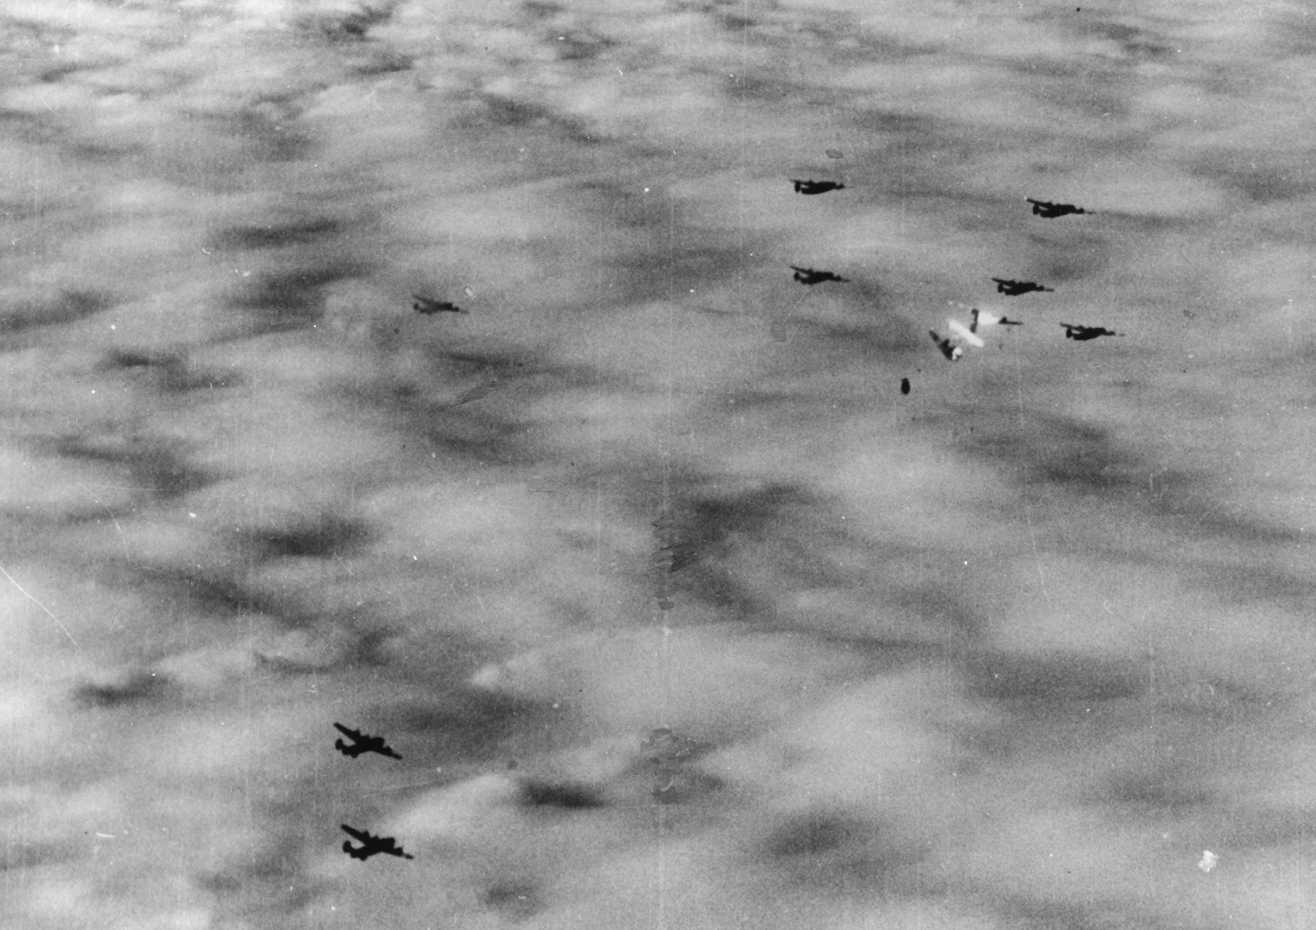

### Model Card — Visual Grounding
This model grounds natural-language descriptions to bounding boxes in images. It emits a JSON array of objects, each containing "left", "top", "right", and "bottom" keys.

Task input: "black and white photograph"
[{"left": 2, "top": 1, "right": 1314, "bottom": 928}]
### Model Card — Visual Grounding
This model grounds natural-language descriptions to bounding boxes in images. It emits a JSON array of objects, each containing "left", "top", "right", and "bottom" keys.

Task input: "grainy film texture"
[{"left": 2, "top": 2, "right": 1314, "bottom": 929}]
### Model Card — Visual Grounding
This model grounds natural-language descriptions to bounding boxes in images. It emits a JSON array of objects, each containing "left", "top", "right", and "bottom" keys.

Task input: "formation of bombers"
[
  {"left": 788, "top": 179, "right": 1119, "bottom": 371},
  {"left": 409, "top": 179, "right": 1119, "bottom": 388},
  {"left": 319, "top": 175, "right": 1124, "bottom": 870},
  {"left": 333, "top": 723, "right": 411, "bottom": 862}
]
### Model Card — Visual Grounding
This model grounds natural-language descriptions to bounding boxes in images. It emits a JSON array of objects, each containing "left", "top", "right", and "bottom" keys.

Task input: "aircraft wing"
[
  {"left": 341, "top": 824, "right": 373, "bottom": 842},
  {"left": 947, "top": 319, "right": 985, "bottom": 348},
  {"left": 333, "top": 723, "right": 361, "bottom": 740}
]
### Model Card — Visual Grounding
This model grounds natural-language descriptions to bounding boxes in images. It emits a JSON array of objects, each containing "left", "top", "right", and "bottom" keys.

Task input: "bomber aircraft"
[
  {"left": 341, "top": 825, "right": 414, "bottom": 861},
  {"left": 333, "top": 723, "right": 402, "bottom": 760},
  {"left": 1027, "top": 198, "right": 1090, "bottom": 218},
  {"left": 1060, "top": 323, "right": 1123, "bottom": 341},
  {"left": 791, "top": 179, "right": 845, "bottom": 195},
  {"left": 789, "top": 266, "right": 847, "bottom": 285},
  {"left": 991, "top": 277, "right": 1053, "bottom": 296}
]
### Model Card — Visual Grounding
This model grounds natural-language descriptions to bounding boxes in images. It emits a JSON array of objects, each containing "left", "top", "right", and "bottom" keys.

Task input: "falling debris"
[
  {"left": 900, "top": 377, "right": 910, "bottom": 395},
  {"left": 825, "top": 149, "right": 844, "bottom": 159},
  {"left": 790, "top": 266, "right": 847, "bottom": 285},
  {"left": 1060, "top": 322, "right": 1123, "bottom": 341},
  {"left": 1027, "top": 198, "right": 1090, "bottom": 218},
  {"left": 929, "top": 330, "right": 963, "bottom": 362},
  {"left": 970, "top": 308, "right": 1023, "bottom": 331},
  {"left": 413, "top": 295, "right": 462, "bottom": 314},
  {"left": 992, "top": 277, "right": 1053, "bottom": 296},
  {"left": 791, "top": 179, "right": 845, "bottom": 195}
]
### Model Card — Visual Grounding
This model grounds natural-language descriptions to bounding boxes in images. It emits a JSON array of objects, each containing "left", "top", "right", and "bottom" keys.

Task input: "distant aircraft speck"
[
  {"left": 334, "top": 723, "right": 402, "bottom": 760},
  {"left": 900, "top": 377, "right": 910, "bottom": 395},
  {"left": 991, "top": 278, "right": 1053, "bottom": 296},
  {"left": 1027, "top": 198, "right": 1090, "bottom": 218},
  {"left": 413, "top": 295, "right": 462, "bottom": 314},
  {"left": 341, "top": 825, "right": 413, "bottom": 861},
  {"left": 790, "top": 266, "right": 847, "bottom": 285},
  {"left": 1060, "top": 323, "right": 1123, "bottom": 341},
  {"left": 791, "top": 179, "right": 845, "bottom": 195}
]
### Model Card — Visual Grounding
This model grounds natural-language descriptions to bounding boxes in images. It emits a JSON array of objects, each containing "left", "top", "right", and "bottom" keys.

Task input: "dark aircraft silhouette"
[
  {"left": 928, "top": 330, "right": 963, "bottom": 362},
  {"left": 790, "top": 266, "right": 847, "bottom": 285},
  {"left": 341, "top": 825, "right": 413, "bottom": 861},
  {"left": 991, "top": 278, "right": 1053, "bottom": 296},
  {"left": 333, "top": 723, "right": 402, "bottom": 760},
  {"left": 1027, "top": 198, "right": 1089, "bottom": 218},
  {"left": 970, "top": 308, "right": 1023, "bottom": 332},
  {"left": 413, "top": 295, "right": 462, "bottom": 314},
  {"left": 1060, "top": 323, "right": 1123, "bottom": 341},
  {"left": 791, "top": 179, "right": 845, "bottom": 195}
]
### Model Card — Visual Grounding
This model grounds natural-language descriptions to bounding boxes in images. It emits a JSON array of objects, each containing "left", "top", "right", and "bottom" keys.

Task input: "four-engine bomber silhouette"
[
  {"left": 790, "top": 266, "right": 847, "bottom": 285},
  {"left": 333, "top": 723, "right": 402, "bottom": 760},
  {"left": 791, "top": 179, "right": 845, "bottom": 195},
  {"left": 1027, "top": 198, "right": 1090, "bottom": 218},
  {"left": 341, "top": 825, "right": 414, "bottom": 861},
  {"left": 1060, "top": 323, "right": 1123, "bottom": 341},
  {"left": 991, "top": 278, "right": 1053, "bottom": 296}
]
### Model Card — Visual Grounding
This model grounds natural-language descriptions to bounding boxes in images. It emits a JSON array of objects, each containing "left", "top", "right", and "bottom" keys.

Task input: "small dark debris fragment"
[
  {"left": 900, "top": 377, "right": 910, "bottom": 395},
  {"left": 825, "top": 149, "right": 844, "bottom": 159}
]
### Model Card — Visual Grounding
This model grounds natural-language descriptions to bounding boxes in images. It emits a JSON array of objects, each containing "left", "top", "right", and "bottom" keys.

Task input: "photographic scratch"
[
  {"left": 1012, "top": 350, "right": 1051, "bottom": 607},
  {"left": 0, "top": 562, "right": 77, "bottom": 646}
]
